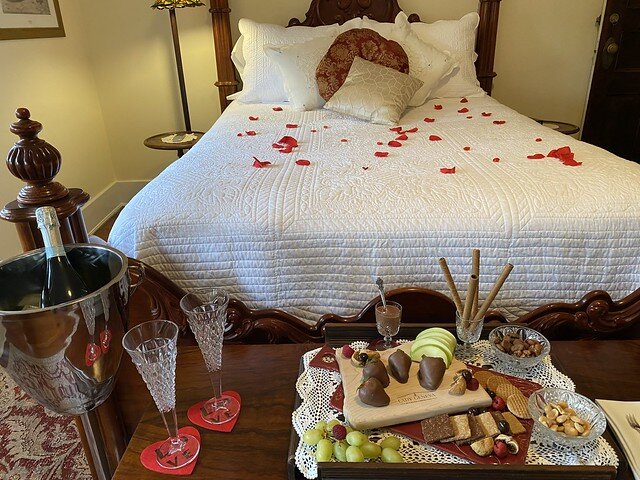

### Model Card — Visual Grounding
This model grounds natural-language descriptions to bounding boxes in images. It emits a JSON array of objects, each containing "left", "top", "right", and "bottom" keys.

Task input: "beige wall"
[
  {"left": 78, "top": 1, "right": 219, "bottom": 180},
  {"left": 0, "top": 0, "right": 116, "bottom": 259}
]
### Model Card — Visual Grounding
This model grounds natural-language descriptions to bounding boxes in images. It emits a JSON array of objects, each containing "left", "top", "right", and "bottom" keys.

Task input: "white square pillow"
[
  {"left": 409, "top": 12, "right": 485, "bottom": 98},
  {"left": 235, "top": 18, "right": 339, "bottom": 104},
  {"left": 324, "top": 56, "right": 424, "bottom": 125},
  {"left": 265, "top": 36, "right": 335, "bottom": 111}
]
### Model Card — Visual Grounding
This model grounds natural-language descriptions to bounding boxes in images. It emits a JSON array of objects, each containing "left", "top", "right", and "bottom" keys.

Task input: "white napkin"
[
  {"left": 161, "top": 133, "right": 198, "bottom": 144},
  {"left": 596, "top": 399, "right": 640, "bottom": 480}
]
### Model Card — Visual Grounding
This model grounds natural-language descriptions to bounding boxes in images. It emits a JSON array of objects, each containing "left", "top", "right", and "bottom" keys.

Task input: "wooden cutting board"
[{"left": 336, "top": 342, "right": 492, "bottom": 430}]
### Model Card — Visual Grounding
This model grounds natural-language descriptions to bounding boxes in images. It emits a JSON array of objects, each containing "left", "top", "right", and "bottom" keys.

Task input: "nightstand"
[
  {"left": 532, "top": 119, "right": 580, "bottom": 136},
  {"left": 143, "top": 131, "right": 205, "bottom": 158}
]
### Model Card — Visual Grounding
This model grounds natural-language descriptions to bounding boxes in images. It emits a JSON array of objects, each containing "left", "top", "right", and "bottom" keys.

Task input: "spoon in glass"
[{"left": 376, "top": 277, "right": 387, "bottom": 312}]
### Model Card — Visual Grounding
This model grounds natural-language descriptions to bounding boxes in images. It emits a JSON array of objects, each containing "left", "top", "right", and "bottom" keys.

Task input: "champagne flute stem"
[
  {"left": 384, "top": 334, "right": 392, "bottom": 349},
  {"left": 208, "top": 369, "right": 223, "bottom": 402},
  {"left": 159, "top": 407, "right": 181, "bottom": 440}
]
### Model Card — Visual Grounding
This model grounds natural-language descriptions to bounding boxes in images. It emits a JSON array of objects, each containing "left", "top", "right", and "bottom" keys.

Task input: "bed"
[{"left": 109, "top": 0, "right": 640, "bottom": 323}]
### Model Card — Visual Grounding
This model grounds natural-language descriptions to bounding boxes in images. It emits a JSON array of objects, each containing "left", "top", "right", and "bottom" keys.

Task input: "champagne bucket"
[{"left": 0, "top": 244, "right": 143, "bottom": 416}]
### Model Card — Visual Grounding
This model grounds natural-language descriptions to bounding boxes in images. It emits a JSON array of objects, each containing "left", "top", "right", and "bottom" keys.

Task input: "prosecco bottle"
[{"left": 36, "top": 206, "right": 89, "bottom": 307}]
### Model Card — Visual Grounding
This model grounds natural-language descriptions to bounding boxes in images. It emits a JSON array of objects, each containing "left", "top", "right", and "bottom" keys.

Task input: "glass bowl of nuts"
[
  {"left": 528, "top": 388, "right": 607, "bottom": 448},
  {"left": 488, "top": 325, "right": 550, "bottom": 369}
]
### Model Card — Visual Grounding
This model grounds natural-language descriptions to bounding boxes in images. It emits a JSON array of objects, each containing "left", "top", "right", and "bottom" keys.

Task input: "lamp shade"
[{"left": 151, "top": 0, "right": 204, "bottom": 9}]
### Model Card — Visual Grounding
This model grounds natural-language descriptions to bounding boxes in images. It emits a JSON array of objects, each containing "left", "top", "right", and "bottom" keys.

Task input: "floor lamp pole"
[{"left": 168, "top": 8, "right": 192, "bottom": 132}]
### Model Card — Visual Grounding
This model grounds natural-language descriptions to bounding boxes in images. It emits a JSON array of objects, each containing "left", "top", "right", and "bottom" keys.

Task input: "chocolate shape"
[
  {"left": 358, "top": 377, "right": 390, "bottom": 407},
  {"left": 388, "top": 349, "right": 412, "bottom": 383},
  {"left": 362, "top": 360, "right": 390, "bottom": 387},
  {"left": 418, "top": 356, "right": 446, "bottom": 391}
]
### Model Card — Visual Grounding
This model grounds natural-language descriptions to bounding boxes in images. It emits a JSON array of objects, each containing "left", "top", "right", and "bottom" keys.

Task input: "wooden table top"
[{"left": 113, "top": 340, "right": 640, "bottom": 480}]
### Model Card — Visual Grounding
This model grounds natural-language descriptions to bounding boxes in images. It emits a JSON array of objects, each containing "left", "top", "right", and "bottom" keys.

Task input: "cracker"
[
  {"left": 476, "top": 411, "right": 500, "bottom": 437},
  {"left": 503, "top": 412, "right": 527, "bottom": 435},
  {"left": 487, "top": 375, "right": 511, "bottom": 392},
  {"left": 473, "top": 370, "right": 494, "bottom": 388},
  {"left": 440, "top": 414, "right": 471, "bottom": 443},
  {"left": 456, "top": 414, "right": 484, "bottom": 446},
  {"left": 507, "top": 392, "right": 531, "bottom": 419},
  {"left": 496, "top": 382, "right": 522, "bottom": 400},
  {"left": 421, "top": 414, "right": 454, "bottom": 444}
]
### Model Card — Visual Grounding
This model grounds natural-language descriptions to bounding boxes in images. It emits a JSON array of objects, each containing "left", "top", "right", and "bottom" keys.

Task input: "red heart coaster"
[
  {"left": 187, "top": 391, "right": 241, "bottom": 432},
  {"left": 140, "top": 426, "right": 201, "bottom": 476}
]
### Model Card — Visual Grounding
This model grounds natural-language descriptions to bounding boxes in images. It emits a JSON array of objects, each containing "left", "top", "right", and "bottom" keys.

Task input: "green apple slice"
[
  {"left": 416, "top": 331, "right": 457, "bottom": 353},
  {"left": 411, "top": 338, "right": 452, "bottom": 367},
  {"left": 410, "top": 344, "right": 450, "bottom": 366},
  {"left": 415, "top": 328, "right": 457, "bottom": 351}
]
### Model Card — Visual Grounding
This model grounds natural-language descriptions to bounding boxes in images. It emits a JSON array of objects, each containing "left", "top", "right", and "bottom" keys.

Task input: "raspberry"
[
  {"left": 332, "top": 424, "right": 347, "bottom": 440},
  {"left": 342, "top": 345, "right": 355, "bottom": 359},
  {"left": 467, "top": 378, "right": 479, "bottom": 391}
]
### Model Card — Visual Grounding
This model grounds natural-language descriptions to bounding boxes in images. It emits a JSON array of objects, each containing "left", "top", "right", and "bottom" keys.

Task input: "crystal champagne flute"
[
  {"left": 122, "top": 320, "right": 199, "bottom": 469},
  {"left": 180, "top": 288, "right": 240, "bottom": 424}
]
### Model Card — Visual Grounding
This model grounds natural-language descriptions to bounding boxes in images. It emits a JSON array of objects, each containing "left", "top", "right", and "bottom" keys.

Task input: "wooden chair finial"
[{"left": 6, "top": 107, "right": 68, "bottom": 206}]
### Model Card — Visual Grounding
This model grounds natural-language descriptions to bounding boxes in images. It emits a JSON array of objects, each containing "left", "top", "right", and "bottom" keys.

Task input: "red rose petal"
[
  {"left": 463, "top": 146, "right": 471, "bottom": 151},
  {"left": 246, "top": 131, "right": 257, "bottom": 136},
  {"left": 341, "top": 138, "right": 348, "bottom": 142},
  {"left": 561, "top": 157, "right": 582, "bottom": 167},
  {"left": 461, "top": 98, "right": 468, "bottom": 103},
  {"left": 404, "top": 127, "right": 418, "bottom": 133},
  {"left": 429, "top": 135, "right": 442, "bottom": 141},
  {"left": 277, "top": 136, "right": 298, "bottom": 147},
  {"left": 424, "top": 117, "right": 435, "bottom": 123},
  {"left": 390, "top": 126, "right": 403, "bottom": 133},
  {"left": 286, "top": 123, "right": 298, "bottom": 129},
  {"left": 295, "top": 159, "right": 311, "bottom": 166},
  {"left": 493, "top": 120, "right": 506, "bottom": 125},
  {"left": 458, "top": 107, "right": 469, "bottom": 114},
  {"left": 374, "top": 151, "right": 389, "bottom": 158},
  {"left": 311, "top": 129, "right": 317, "bottom": 133},
  {"left": 252, "top": 157, "right": 271, "bottom": 168},
  {"left": 434, "top": 105, "right": 443, "bottom": 110},
  {"left": 272, "top": 107, "right": 283, "bottom": 111},
  {"left": 377, "top": 141, "right": 384, "bottom": 146},
  {"left": 249, "top": 116, "right": 259, "bottom": 121},
  {"left": 527, "top": 153, "right": 545, "bottom": 159},
  {"left": 535, "top": 137, "right": 543, "bottom": 142},
  {"left": 237, "top": 133, "right": 243, "bottom": 137},
  {"left": 482, "top": 112, "right": 492, "bottom": 117},
  {"left": 440, "top": 167, "right": 456, "bottom": 174},
  {"left": 396, "top": 134, "right": 408, "bottom": 141},
  {"left": 278, "top": 145, "right": 294, "bottom": 154},
  {"left": 493, "top": 157, "right": 500, "bottom": 163},
  {"left": 362, "top": 166, "right": 369, "bottom": 170},
  {"left": 388, "top": 140, "right": 402, "bottom": 148},
  {"left": 466, "top": 116, "right": 473, "bottom": 119},
  {"left": 548, "top": 146, "right": 572, "bottom": 158},
  {"left": 323, "top": 125, "right": 330, "bottom": 129}
]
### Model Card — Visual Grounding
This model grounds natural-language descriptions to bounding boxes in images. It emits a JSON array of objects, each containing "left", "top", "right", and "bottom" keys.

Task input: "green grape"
[
  {"left": 326, "top": 419, "right": 340, "bottom": 433},
  {"left": 380, "top": 436, "right": 401, "bottom": 451},
  {"left": 346, "top": 445, "right": 365, "bottom": 462},
  {"left": 315, "top": 421, "right": 327, "bottom": 432},
  {"left": 303, "top": 429, "right": 324, "bottom": 446},
  {"left": 381, "top": 447, "right": 404, "bottom": 463},
  {"left": 346, "top": 431, "right": 367, "bottom": 447},
  {"left": 333, "top": 440, "right": 348, "bottom": 462},
  {"left": 360, "top": 441, "right": 382, "bottom": 459},
  {"left": 316, "top": 439, "right": 333, "bottom": 462}
]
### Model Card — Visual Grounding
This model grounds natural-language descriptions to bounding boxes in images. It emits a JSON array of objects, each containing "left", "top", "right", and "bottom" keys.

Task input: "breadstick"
[
  {"left": 438, "top": 258, "right": 464, "bottom": 314},
  {"left": 471, "top": 249, "right": 480, "bottom": 319},
  {"left": 473, "top": 263, "right": 514, "bottom": 322},
  {"left": 462, "top": 274, "right": 478, "bottom": 328}
]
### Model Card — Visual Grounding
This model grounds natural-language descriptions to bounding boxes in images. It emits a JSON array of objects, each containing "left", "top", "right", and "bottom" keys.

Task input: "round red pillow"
[{"left": 316, "top": 28, "right": 410, "bottom": 102}]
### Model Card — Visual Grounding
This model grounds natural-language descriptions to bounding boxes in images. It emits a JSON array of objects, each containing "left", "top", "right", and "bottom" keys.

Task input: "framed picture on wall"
[{"left": 0, "top": 0, "right": 64, "bottom": 40}]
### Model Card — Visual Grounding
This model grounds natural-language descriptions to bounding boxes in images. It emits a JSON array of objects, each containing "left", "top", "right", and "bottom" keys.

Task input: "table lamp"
[{"left": 151, "top": 0, "right": 205, "bottom": 132}]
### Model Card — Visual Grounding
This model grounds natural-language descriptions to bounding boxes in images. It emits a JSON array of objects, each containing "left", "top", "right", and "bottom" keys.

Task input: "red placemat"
[
  {"left": 140, "top": 426, "right": 201, "bottom": 475},
  {"left": 187, "top": 390, "right": 241, "bottom": 432},
  {"left": 309, "top": 345, "right": 340, "bottom": 372}
]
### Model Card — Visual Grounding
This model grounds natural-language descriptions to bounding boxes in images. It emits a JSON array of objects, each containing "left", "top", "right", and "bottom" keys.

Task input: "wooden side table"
[
  {"left": 532, "top": 119, "right": 580, "bottom": 136},
  {"left": 143, "top": 131, "right": 205, "bottom": 158}
]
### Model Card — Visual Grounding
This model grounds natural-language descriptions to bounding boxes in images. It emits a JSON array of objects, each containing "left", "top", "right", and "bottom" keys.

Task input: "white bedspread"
[{"left": 109, "top": 96, "right": 640, "bottom": 322}]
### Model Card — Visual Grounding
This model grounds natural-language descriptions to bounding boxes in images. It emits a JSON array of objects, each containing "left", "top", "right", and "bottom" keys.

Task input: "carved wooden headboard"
[{"left": 209, "top": 0, "right": 502, "bottom": 112}]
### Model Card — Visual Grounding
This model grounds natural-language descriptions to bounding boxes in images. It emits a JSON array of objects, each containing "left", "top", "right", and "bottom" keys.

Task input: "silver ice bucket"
[{"left": 0, "top": 244, "right": 142, "bottom": 415}]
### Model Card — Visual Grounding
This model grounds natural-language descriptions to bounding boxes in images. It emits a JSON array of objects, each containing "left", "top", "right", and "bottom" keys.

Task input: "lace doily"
[{"left": 292, "top": 341, "right": 618, "bottom": 479}]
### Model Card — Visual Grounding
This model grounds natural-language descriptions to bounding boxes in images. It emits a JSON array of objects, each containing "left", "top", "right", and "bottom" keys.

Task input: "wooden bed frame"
[{"left": 208, "top": 0, "right": 503, "bottom": 112}]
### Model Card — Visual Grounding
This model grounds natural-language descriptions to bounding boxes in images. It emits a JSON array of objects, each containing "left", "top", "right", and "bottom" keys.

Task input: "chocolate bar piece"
[{"left": 421, "top": 414, "right": 454, "bottom": 444}]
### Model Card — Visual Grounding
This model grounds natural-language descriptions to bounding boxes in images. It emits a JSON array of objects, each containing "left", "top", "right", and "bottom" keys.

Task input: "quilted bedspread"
[{"left": 109, "top": 96, "right": 640, "bottom": 322}]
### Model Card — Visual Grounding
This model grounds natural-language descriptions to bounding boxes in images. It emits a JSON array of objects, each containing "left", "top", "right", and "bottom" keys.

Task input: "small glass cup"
[
  {"left": 374, "top": 301, "right": 402, "bottom": 350},
  {"left": 180, "top": 288, "right": 240, "bottom": 425},
  {"left": 122, "top": 320, "right": 199, "bottom": 470},
  {"left": 455, "top": 311, "right": 484, "bottom": 352}
]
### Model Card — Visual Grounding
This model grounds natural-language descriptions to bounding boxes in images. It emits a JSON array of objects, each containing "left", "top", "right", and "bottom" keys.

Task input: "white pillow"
[
  {"left": 265, "top": 36, "right": 334, "bottom": 111},
  {"left": 235, "top": 18, "right": 339, "bottom": 104},
  {"left": 410, "top": 12, "right": 485, "bottom": 98}
]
